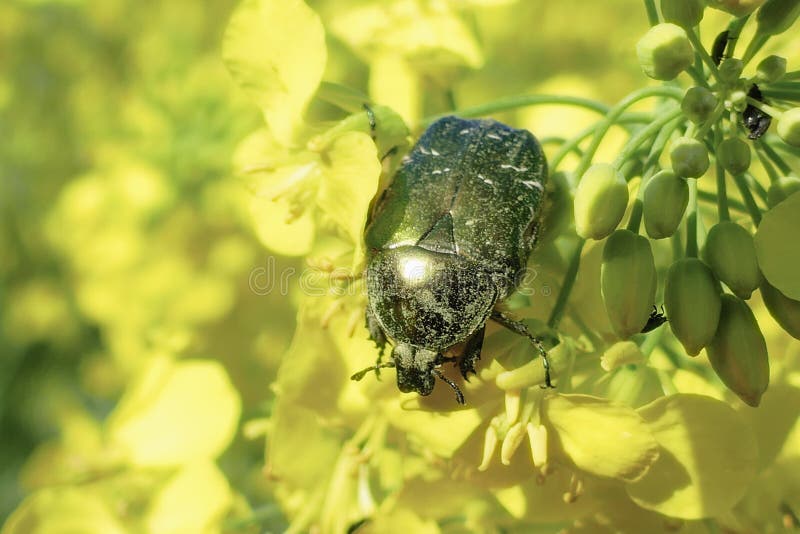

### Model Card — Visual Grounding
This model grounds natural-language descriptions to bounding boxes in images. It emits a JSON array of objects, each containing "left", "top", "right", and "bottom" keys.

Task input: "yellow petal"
[
  {"left": 542, "top": 394, "right": 660, "bottom": 482},
  {"left": 223, "top": 0, "right": 326, "bottom": 144},
  {"left": 146, "top": 462, "right": 233, "bottom": 534},
  {"left": 627, "top": 394, "right": 758, "bottom": 519},
  {"left": 108, "top": 358, "right": 241, "bottom": 466}
]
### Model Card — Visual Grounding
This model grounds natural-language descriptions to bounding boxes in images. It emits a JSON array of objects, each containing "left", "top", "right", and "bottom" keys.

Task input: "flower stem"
[
  {"left": 686, "top": 178, "right": 698, "bottom": 258},
  {"left": 419, "top": 94, "right": 610, "bottom": 127},
  {"left": 731, "top": 172, "right": 763, "bottom": 226},
  {"left": 643, "top": 0, "right": 659, "bottom": 26},
  {"left": 547, "top": 238, "right": 586, "bottom": 330},
  {"left": 612, "top": 107, "right": 683, "bottom": 169},
  {"left": 685, "top": 27, "right": 722, "bottom": 83},
  {"left": 575, "top": 86, "right": 684, "bottom": 179},
  {"left": 714, "top": 125, "right": 730, "bottom": 221},
  {"left": 759, "top": 140, "right": 793, "bottom": 175}
]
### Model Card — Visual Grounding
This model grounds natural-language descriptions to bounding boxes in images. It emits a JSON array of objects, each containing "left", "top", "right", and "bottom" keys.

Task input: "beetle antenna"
[
  {"left": 350, "top": 362, "right": 395, "bottom": 381},
  {"left": 432, "top": 369, "right": 465, "bottom": 405}
]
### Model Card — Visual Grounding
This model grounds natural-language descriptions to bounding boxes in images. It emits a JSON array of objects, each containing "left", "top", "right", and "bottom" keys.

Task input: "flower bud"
[
  {"left": 706, "top": 0, "right": 767, "bottom": 16},
  {"left": 661, "top": 0, "right": 705, "bottom": 27},
  {"left": 766, "top": 175, "right": 800, "bottom": 207},
  {"left": 643, "top": 169, "right": 689, "bottom": 239},
  {"left": 756, "top": 55, "right": 787, "bottom": 83},
  {"left": 636, "top": 23, "right": 694, "bottom": 81},
  {"left": 574, "top": 163, "right": 629, "bottom": 240},
  {"left": 716, "top": 137, "right": 751, "bottom": 175},
  {"left": 670, "top": 137, "right": 710, "bottom": 178},
  {"left": 777, "top": 107, "right": 800, "bottom": 147},
  {"left": 601, "top": 230, "right": 657, "bottom": 338},
  {"left": 760, "top": 280, "right": 800, "bottom": 339},
  {"left": 706, "top": 294, "right": 769, "bottom": 407},
  {"left": 729, "top": 88, "right": 749, "bottom": 113},
  {"left": 755, "top": 0, "right": 800, "bottom": 36},
  {"left": 682, "top": 87, "right": 718, "bottom": 124},
  {"left": 664, "top": 258, "right": 721, "bottom": 355},
  {"left": 718, "top": 58, "right": 744, "bottom": 84},
  {"left": 703, "top": 222, "right": 761, "bottom": 299}
]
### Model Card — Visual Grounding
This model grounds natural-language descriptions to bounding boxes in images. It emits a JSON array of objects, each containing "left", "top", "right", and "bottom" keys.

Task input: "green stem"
[
  {"left": 744, "top": 172, "right": 769, "bottom": 204},
  {"left": 671, "top": 230, "right": 683, "bottom": 263},
  {"left": 697, "top": 189, "right": 748, "bottom": 214},
  {"left": 550, "top": 113, "right": 652, "bottom": 171},
  {"left": 547, "top": 238, "right": 586, "bottom": 330},
  {"left": 785, "top": 70, "right": 800, "bottom": 81},
  {"left": 612, "top": 107, "right": 684, "bottom": 169},
  {"left": 419, "top": 94, "right": 611, "bottom": 127},
  {"left": 695, "top": 101, "right": 725, "bottom": 140},
  {"left": 686, "top": 179, "right": 698, "bottom": 258},
  {"left": 575, "top": 86, "right": 684, "bottom": 178},
  {"left": 714, "top": 126, "right": 730, "bottom": 221},
  {"left": 732, "top": 172, "right": 763, "bottom": 225},
  {"left": 643, "top": 0, "right": 659, "bottom": 26},
  {"left": 759, "top": 140, "right": 793, "bottom": 175},
  {"left": 685, "top": 27, "right": 722, "bottom": 83},
  {"left": 746, "top": 97, "right": 785, "bottom": 118},
  {"left": 759, "top": 88, "right": 800, "bottom": 101},
  {"left": 724, "top": 15, "right": 750, "bottom": 58},
  {"left": 755, "top": 146, "right": 781, "bottom": 183}
]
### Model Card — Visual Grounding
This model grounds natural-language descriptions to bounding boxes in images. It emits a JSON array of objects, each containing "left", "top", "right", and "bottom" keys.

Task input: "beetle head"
[{"left": 392, "top": 343, "right": 437, "bottom": 396}]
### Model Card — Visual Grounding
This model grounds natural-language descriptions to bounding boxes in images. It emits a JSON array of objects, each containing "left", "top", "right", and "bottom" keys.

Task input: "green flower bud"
[
  {"left": 760, "top": 280, "right": 800, "bottom": 340},
  {"left": 665, "top": 258, "right": 722, "bottom": 356},
  {"left": 756, "top": 55, "right": 787, "bottom": 83},
  {"left": 636, "top": 23, "right": 694, "bottom": 81},
  {"left": 777, "top": 107, "right": 800, "bottom": 147},
  {"left": 706, "top": 294, "right": 769, "bottom": 407},
  {"left": 716, "top": 137, "right": 751, "bottom": 175},
  {"left": 756, "top": 0, "right": 800, "bottom": 36},
  {"left": 643, "top": 169, "right": 689, "bottom": 239},
  {"left": 728, "top": 89, "right": 749, "bottom": 112},
  {"left": 682, "top": 87, "right": 718, "bottom": 124},
  {"left": 766, "top": 175, "right": 800, "bottom": 207},
  {"left": 574, "top": 163, "right": 629, "bottom": 240},
  {"left": 718, "top": 58, "right": 744, "bottom": 84},
  {"left": 661, "top": 0, "right": 705, "bottom": 27},
  {"left": 670, "top": 136, "right": 710, "bottom": 178},
  {"left": 601, "top": 230, "right": 657, "bottom": 338},
  {"left": 706, "top": 0, "right": 767, "bottom": 16},
  {"left": 703, "top": 221, "right": 761, "bottom": 299}
]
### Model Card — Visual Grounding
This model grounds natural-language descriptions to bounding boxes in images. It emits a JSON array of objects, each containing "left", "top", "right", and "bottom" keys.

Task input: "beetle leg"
[
  {"left": 490, "top": 311, "right": 554, "bottom": 388},
  {"left": 365, "top": 306, "right": 387, "bottom": 373},
  {"left": 458, "top": 326, "right": 486, "bottom": 380}
]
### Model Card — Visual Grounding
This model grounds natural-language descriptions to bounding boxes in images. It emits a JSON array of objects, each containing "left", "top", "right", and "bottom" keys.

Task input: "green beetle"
[{"left": 352, "top": 116, "right": 550, "bottom": 404}]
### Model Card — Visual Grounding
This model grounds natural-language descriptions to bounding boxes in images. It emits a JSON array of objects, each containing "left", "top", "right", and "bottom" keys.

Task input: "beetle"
[
  {"left": 350, "top": 116, "right": 551, "bottom": 404},
  {"left": 742, "top": 84, "right": 771, "bottom": 140},
  {"left": 640, "top": 305, "right": 668, "bottom": 333}
]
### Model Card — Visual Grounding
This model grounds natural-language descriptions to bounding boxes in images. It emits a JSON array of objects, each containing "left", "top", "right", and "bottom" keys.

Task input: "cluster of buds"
[{"left": 571, "top": 0, "right": 800, "bottom": 406}]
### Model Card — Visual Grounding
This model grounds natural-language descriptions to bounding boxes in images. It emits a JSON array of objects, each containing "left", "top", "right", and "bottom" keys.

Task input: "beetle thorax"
[{"left": 366, "top": 246, "right": 497, "bottom": 350}]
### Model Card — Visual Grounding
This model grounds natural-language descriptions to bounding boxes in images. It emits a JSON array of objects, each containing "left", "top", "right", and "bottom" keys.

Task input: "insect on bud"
[
  {"left": 703, "top": 222, "right": 761, "bottom": 300},
  {"left": 661, "top": 0, "right": 705, "bottom": 27},
  {"left": 636, "top": 23, "right": 694, "bottom": 81},
  {"left": 777, "top": 108, "right": 800, "bottom": 147},
  {"left": 682, "top": 87, "right": 718, "bottom": 124},
  {"left": 601, "top": 230, "right": 657, "bottom": 338},
  {"left": 755, "top": 0, "right": 800, "bottom": 37},
  {"left": 574, "top": 163, "right": 629, "bottom": 240},
  {"left": 718, "top": 58, "right": 744, "bottom": 84},
  {"left": 767, "top": 175, "right": 800, "bottom": 207},
  {"left": 716, "top": 137, "right": 751, "bottom": 175},
  {"left": 643, "top": 169, "right": 689, "bottom": 239},
  {"left": 756, "top": 55, "right": 787, "bottom": 83},
  {"left": 670, "top": 136, "right": 710, "bottom": 178}
]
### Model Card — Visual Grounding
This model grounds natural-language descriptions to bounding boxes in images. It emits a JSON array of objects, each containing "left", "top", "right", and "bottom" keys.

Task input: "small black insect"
[
  {"left": 641, "top": 305, "right": 668, "bottom": 333},
  {"left": 351, "top": 116, "right": 551, "bottom": 404},
  {"left": 711, "top": 30, "right": 730, "bottom": 66},
  {"left": 742, "top": 84, "right": 772, "bottom": 140}
]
